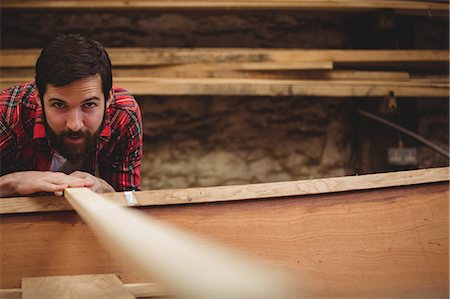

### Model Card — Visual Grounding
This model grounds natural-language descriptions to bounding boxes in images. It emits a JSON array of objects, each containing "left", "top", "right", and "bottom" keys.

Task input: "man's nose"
[{"left": 66, "top": 110, "right": 84, "bottom": 132}]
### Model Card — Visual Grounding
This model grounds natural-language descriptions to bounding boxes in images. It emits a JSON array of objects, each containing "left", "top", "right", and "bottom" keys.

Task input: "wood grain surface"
[
  {"left": 22, "top": 274, "right": 134, "bottom": 299},
  {"left": 2, "top": 49, "right": 448, "bottom": 68},
  {"left": 1, "top": 0, "right": 448, "bottom": 16},
  {"left": 2, "top": 77, "right": 447, "bottom": 97},
  {"left": 1, "top": 167, "right": 448, "bottom": 214},
  {"left": 1, "top": 181, "right": 448, "bottom": 298},
  {"left": 64, "top": 188, "right": 299, "bottom": 299}
]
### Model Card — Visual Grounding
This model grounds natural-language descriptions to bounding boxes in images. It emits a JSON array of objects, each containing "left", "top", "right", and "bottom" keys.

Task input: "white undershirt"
[{"left": 50, "top": 152, "right": 67, "bottom": 172}]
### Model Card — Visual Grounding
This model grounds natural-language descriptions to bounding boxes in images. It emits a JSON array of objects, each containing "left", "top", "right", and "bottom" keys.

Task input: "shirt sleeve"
[
  {"left": 99, "top": 102, "right": 143, "bottom": 191},
  {"left": 0, "top": 86, "right": 20, "bottom": 175}
]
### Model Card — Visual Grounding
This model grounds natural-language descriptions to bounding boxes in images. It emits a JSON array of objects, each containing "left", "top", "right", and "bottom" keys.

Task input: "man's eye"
[
  {"left": 52, "top": 102, "right": 66, "bottom": 109},
  {"left": 83, "top": 102, "right": 97, "bottom": 109}
]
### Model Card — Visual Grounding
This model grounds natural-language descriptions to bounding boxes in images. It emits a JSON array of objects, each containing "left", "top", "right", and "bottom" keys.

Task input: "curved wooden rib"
[{"left": 1, "top": 167, "right": 448, "bottom": 214}]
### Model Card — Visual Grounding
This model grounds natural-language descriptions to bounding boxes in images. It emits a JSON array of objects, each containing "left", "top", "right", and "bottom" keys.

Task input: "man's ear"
[{"left": 106, "top": 89, "right": 113, "bottom": 108}]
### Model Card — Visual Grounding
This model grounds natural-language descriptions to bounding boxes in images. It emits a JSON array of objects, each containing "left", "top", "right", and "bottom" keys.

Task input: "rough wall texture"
[
  {"left": 138, "top": 96, "right": 355, "bottom": 189},
  {"left": 1, "top": 10, "right": 448, "bottom": 190},
  {"left": 2, "top": 11, "right": 352, "bottom": 48}
]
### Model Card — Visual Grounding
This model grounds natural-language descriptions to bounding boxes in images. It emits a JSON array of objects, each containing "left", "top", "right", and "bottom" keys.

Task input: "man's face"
[{"left": 42, "top": 75, "right": 111, "bottom": 162}]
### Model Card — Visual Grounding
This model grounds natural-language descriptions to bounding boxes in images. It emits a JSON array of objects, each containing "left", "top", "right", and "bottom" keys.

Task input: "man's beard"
[{"left": 44, "top": 123, "right": 102, "bottom": 164}]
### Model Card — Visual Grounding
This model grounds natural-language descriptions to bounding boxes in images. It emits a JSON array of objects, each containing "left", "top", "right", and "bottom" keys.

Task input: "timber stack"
[{"left": 0, "top": 0, "right": 449, "bottom": 98}]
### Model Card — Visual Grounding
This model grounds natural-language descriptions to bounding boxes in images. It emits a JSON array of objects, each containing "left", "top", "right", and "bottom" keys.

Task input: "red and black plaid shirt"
[{"left": 0, "top": 81, "right": 142, "bottom": 191}]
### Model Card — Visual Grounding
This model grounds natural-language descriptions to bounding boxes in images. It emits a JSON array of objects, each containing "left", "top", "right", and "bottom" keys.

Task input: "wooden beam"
[
  {"left": 1, "top": 49, "right": 448, "bottom": 68},
  {"left": 1, "top": 167, "right": 448, "bottom": 215},
  {"left": 0, "top": 0, "right": 448, "bottom": 16},
  {"left": 1, "top": 181, "right": 448, "bottom": 297},
  {"left": 63, "top": 187, "right": 300, "bottom": 299}
]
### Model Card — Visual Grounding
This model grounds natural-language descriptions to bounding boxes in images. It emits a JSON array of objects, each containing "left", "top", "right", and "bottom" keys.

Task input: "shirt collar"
[{"left": 32, "top": 102, "right": 46, "bottom": 140}]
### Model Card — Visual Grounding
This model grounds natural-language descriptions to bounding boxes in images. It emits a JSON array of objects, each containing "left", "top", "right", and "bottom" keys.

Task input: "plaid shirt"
[{"left": 0, "top": 81, "right": 142, "bottom": 191}]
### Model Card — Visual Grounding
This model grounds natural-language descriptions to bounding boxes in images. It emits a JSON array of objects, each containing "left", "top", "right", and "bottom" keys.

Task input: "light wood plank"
[
  {"left": 1, "top": 77, "right": 448, "bottom": 97},
  {"left": 124, "top": 283, "right": 170, "bottom": 298},
  {"left": 1, "top": 167, "right": 448, "bottom": 214},
  {"left": 22, "top": 274, "right": 134, "bottom": 299},
  {"left": 135, "top": 61, "right": 334, "bottom": 71},
  {"left": 1, "top": 49, "right": 448, "bottom": 68},
  {"left": 0, "top": 289, "right": 21, "bottom": 299},
  {"left": 64, "top": 187, "right": 300, "bottom": 299},
  {"left": 1, "top": 283, "right": 171, "bottom": 299},
  {"left": 0, "top": 65, "right": 417, "bottom": 80},
  {"left": 111, "top": 69, "right": 412, "bottom": 80},
  {"left": 1, "top": 182, "right": 448, "bottom": 297},
  {"left": 0, "top": 0, "right": 448, "bottom": 16},
  {"left": 0, "top": 67, "right": 425, "bottom": 83}
]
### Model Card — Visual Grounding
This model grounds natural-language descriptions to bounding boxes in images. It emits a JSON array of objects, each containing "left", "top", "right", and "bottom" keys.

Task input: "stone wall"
[
  {"left": 2, "top": 10, "right": 448, "bottom": 190},
  {"left": 138, "top": 96, "right": 355, "bottom": 189}
]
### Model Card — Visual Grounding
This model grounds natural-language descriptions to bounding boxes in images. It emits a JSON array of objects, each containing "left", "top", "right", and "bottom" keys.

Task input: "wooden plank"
[
  {"left": 1, "top": 49, "right": 448, "bottom": 68},
  {"left": 1, "top": 77, "right": 448, "bottom": 97},
  {"left": 0, "top": 0, "right": 448, "bottom": 16},
  {"left": 1, "top": 181, "right": 448, "bottom": 298},
  {"left": 0, "top": 67, "right": 421, "bottom": 82},
  {"left": 111, "top": 69, "right": 412, "bottom": 80},
  {"left": 124, "top": 283, "right": 170, "bottom": 298},
  {"left": 63, "top": 188, "right": 300, "bottom": 299},
  {"left": 0, "top": 289, "right": 20, "bottom": 299},
  {"left": 1, "top": 167, "right": 448, "bottom": 214},
  {"left": 1, "top": 283, "right": 171, "bottom": 299},
  {"left": 136, "top": 61, "right": 334, "bottom": 71},
  {"left": 0, "top": 66, "right": 416, "bottom": 80},
  {"left": 22, "top": 274, "right": 134, "bottom": 299}
]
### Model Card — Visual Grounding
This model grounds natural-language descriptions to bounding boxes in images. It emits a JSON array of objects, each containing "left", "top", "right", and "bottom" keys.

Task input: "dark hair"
[{"left": 35, "top": 34, "right": 112, "bottom": 101}]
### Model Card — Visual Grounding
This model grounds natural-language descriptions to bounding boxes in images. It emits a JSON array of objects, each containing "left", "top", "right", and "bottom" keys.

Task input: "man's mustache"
[{"left": 61, "top": 130, "right": 88, "bottom": 139}]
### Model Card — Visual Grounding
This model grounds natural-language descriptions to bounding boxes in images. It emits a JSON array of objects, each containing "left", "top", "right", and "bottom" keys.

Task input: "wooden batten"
[
  {"left": 21, "top": 274, "right": 135, "bottom": 299},
  {"left": 1, "top": 49, "right": 449, "bottom": 68},
  {"left": 63, "top": 188, "right": 300, "bottom": 299},
  {"left": 1, "top": 167, "right": 448, "bottom": 215},
  {"left": 0, "top": 0, "right": 448, "bottom": 17},
  {"left": 1, "top": 77, "right": 448, "bottom": 97},
  {"left": 0, "top": 282, "right": 171, "bottom": 299}
]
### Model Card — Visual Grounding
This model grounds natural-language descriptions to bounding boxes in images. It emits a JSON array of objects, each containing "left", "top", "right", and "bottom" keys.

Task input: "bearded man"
[{"left": 0, "top": 34, "right": 142, "bottom": 197}]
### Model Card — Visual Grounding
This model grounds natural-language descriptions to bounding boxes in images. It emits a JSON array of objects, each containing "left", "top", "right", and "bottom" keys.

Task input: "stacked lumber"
[
  {"left": 1, "top": 48, "right": 448, "bottom": 97},
  {"left": 0, "top": 0, "right": 448, "bottom": 16}
]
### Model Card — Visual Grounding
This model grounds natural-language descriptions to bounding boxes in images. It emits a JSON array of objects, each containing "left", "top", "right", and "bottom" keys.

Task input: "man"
[{"left": 0, "top": 34, "right": 143, "bottom": 197}]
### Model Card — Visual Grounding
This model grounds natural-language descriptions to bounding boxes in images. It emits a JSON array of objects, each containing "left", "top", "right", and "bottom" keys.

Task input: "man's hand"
[
  {"left": 0, "top": 171, "right": 94, "bottom": 198},
  {"left": 69, "top": 171, "right": 115, "bottom": 193}
]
